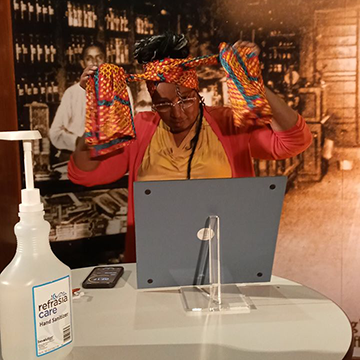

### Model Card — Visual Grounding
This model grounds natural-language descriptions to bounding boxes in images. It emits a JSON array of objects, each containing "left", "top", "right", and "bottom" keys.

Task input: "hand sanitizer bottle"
[{"left": 0, "top": 131, "right": 74, "bottom": 360}]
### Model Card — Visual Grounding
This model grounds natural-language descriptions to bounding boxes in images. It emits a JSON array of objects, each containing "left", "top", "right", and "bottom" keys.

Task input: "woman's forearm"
[
  {"left": 72, "top": 135, "right": 101, "bottom": 171},
  {"left": 265, "top": 87, "right": 298, "bottom": 131}
]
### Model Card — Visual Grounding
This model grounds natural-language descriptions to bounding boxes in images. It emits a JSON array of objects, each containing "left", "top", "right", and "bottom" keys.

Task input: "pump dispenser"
[{"left": 0, "top": 131, "right": 74, "bottom": 360}]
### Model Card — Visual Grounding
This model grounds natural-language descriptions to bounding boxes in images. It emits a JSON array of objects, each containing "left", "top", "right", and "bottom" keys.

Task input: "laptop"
[{"left": 134, "top": 176, "right": 287, "bottom": 289}]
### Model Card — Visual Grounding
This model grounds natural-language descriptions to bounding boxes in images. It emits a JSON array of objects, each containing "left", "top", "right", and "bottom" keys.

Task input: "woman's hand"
[
  {"left": 233, "top": 41, "right": 298, "bottom": 130},
  {"left": 79, "top": 65, "right": 98, "bottom": 89},
  {"left": 73, "top": 134, "right": 101, "bottom": 171},
  {"left": 233, "top": 40, "right": 260, "bottom": 57}
]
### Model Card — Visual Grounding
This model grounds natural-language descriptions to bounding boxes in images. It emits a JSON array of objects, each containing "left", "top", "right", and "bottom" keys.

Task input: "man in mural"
[{"left": 49, "top": 42, "right": 133, "bottom": 152}]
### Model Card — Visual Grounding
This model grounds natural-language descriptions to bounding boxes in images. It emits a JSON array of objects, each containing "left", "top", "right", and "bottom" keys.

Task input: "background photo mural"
[{"left": 10, "top": 0, "right": 360, "bottom": 355}]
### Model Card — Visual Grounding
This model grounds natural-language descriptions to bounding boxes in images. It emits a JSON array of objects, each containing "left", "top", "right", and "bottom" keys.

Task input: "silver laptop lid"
[{"left": 134, "top": 176, "right": 287, "bottom": 289}]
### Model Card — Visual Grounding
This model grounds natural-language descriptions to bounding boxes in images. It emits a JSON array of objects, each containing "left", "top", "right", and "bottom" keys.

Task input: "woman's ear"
[{"left": 80, "top": 60, "right": 85, "bottom": 69}]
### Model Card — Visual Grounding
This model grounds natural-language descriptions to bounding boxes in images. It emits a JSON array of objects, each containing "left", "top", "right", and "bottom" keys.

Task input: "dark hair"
[
  {"left": 187, "top": 101, "right": 204, "bottom": 180},
  {"left": 82, "top": 41, "right": 106, "bottom": 60},
  {"left": 134, "top": 32, "right": 189, "bottom": 64}
]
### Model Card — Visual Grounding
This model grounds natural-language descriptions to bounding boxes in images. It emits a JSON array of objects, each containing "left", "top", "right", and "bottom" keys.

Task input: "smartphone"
[{"left": 82, "top": 266, "right": 124, "bottom": 289}]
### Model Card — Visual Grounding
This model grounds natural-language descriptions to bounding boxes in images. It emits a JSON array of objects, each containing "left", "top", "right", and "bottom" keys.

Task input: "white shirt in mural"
[{"left": 49, "top": 83, "right": 134, "bottom": 152}]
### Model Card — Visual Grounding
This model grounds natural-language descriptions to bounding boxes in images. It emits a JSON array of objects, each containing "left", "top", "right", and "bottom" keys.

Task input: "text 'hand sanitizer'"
[{"left": 0, "top": 131, "right": 74, "bottom": 360}]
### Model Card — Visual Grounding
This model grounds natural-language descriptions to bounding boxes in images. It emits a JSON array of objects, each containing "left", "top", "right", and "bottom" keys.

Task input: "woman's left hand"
[{"left": 233, "top": 41, "right": 260, "bottom": 57}]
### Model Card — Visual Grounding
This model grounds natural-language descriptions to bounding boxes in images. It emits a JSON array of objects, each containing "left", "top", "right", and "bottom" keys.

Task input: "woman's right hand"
[
  {"left": 80, "top": 65, "right": 98, "bottom": 89},
  {"left": 73, "top": 134, "right": 101, "bottom": 171}
]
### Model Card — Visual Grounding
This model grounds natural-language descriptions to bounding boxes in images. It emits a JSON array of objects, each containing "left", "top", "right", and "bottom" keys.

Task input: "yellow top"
[{"left": 137, "top": 118, "right": 232, "bottom": 181}]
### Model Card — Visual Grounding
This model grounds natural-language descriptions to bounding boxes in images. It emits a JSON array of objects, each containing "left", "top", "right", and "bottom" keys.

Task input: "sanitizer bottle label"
[{"left": 32, "top": 276, "right": 73, "bottom": 356}]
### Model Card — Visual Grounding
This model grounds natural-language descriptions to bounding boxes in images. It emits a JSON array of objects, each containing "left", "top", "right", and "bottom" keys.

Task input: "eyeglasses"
[{"left": 152, "top": 97, "right": 198, "bottom": 113}]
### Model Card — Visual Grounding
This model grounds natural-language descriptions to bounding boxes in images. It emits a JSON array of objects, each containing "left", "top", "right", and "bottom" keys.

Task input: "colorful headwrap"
[
  {"left": 132, "top": 55, "right": 219, "bottom": 95},
  {"left": 85, "top": 42, "right": 272, "bottom": 157}
]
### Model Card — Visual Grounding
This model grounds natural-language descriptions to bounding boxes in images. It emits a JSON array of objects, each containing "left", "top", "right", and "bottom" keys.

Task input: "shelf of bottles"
[
  {"left": 63, "top": 1, "right": 98, "bottom": 88},
  {"left": 106, "top": 8, "right": 129, "bottom": 33},
  {"left": 14, "top": 0, "right": 55, "bottom": 24},
  {"left": 106, "top": 38, "right": 130, "bottom": 65},
  {"left": 65, "top": 33, "right": 93, "bottom": 86},
  {"left": 16, "top": 75, "right": 59, "bottom": 107},
  {"left": 65, "top": 1, "right": 97, "bottom": 29},
  {"left": 12, "top": 0, "right": 60, "bottom": 118},
  {"left": 12, "top": 0, "right": 159, "bottom": 106},
  {"left": 135, "top": 15, "right": 155, "bottom": 37},
  {"left": 66, "top": 34, "right": 88, "bottom": 65},
  {"left": 104, "top": 7, "right": 131, "bottom": 66},
  {"left": 12, "top": 0, "right": 61, "bottom": 181},
  {"left": 14, "top": 33, "right": 57, "bottom": 66},
  {"left": 259, "top": 30, "right": 299, "bottom": 95}
]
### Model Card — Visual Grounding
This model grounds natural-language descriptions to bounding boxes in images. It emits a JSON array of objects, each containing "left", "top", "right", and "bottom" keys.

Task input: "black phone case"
[{"left": 82, "top": 266, "right": 124, "bottom": 289}]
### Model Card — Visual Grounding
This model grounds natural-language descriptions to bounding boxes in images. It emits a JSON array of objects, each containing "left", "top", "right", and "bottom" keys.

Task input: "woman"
[{"left": 68, "top": 33, "right": 312, "bottom": 262}]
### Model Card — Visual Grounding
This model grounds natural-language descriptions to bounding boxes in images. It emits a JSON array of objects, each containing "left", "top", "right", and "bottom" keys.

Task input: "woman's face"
[{"left": 152, "top": 83, "right": 200, "bottom": 134}]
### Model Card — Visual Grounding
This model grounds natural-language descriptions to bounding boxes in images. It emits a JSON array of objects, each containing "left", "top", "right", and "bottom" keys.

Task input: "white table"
[{"left": 66, "top": 264, "right": 352, "bottom": 360}]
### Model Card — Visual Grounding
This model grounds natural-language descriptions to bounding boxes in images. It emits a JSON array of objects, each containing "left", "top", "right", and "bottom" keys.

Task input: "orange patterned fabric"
[
  {"left": 219, "top": 43, "right": 272, "bottom": 127},
  {"left": 129, "top": 56, "right": 219, "bottom": 94},
  {"left": 85, "top": 64, "right": 136, "bottom": 157},
  {"left": 85, "top": 43, "right": 272, "bottom": 156}
]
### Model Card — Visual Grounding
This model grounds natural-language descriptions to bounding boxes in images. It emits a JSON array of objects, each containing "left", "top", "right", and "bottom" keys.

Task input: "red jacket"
[{"left": 68, "top": 106, "right": 312, "bottom": 262}]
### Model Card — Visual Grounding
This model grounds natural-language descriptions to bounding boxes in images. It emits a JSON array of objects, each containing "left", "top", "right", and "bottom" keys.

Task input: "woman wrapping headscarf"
[{"left": 68, "top": 32, "right": 312, "bottom": 263}]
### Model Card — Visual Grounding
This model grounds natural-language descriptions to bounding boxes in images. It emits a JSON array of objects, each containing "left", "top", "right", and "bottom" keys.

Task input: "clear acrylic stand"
[{"left": 180, "top": 216, "right": 250, "bottom": 313}]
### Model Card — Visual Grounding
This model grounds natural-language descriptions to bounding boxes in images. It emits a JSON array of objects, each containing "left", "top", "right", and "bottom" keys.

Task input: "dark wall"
[{"left": 0, "top": 0, "right": 21, "bottom": 270}]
